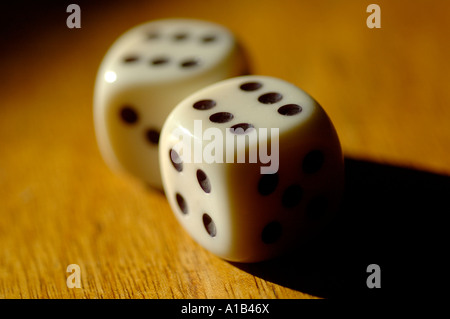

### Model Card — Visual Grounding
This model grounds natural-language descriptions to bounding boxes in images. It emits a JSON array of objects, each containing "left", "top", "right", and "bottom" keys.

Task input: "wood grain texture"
[{"left": 1, "top": 0, "right": 449, "bottom": 299}]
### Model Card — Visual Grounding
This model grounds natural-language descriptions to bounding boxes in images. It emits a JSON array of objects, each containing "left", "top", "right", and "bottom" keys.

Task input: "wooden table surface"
[{"left": 1, "top": 0, "right": 449, "bottom": 299}]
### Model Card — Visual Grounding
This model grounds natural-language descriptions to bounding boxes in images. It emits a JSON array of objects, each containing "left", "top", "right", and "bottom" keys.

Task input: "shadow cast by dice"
[{"left": 231, "top": 157, "right": 450, "bottom": 298}]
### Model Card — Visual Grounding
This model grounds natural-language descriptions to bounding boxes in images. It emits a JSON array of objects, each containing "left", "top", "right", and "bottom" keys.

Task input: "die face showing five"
[
  {"left": 159, "top": 75, "right": 344, "bottom": 262},
  {"left": 94, "top": 19, "right": 248, "bottom": 189}
]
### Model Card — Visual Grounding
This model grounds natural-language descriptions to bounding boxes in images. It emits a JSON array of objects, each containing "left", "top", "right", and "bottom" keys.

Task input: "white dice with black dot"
[
  {"left": 159, "top": 75, "right": 344, "bottom": 262},
  {"left": 94, "top": 19, "right": 247, "bottom": 189}
]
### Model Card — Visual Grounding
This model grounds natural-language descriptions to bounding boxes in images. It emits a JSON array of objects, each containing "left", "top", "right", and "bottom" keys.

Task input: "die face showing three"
[
  {"left": 94, "top": 19, "right": 248, "bottom": 189},
  {"left": 159, "top": 75, "right": 344, "bottom": 262}
]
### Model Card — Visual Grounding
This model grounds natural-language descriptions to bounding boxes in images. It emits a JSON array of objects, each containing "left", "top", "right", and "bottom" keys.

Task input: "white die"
[
  {"left": 159, "top": 75, "right": 344, "bottom": 262},
  {"left": 93, "top": 19, "right": 247, "bottom": 189}
]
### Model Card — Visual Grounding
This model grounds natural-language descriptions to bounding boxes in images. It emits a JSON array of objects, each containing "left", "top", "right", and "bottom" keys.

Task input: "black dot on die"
[
  {"left": 261, "top": 221, "right": 282, "bottom": 244},
  {"left": 145, "top": 129, "right": 160, "bottom": 145},
  {"left": 257, "top": 173, "right": 279, "bottom": 196},
  {"left": 123, "top": 55, "right": 140, "bottom": 63},
  {"left": 302, "top": 150, "right": 325, "bottom": 174},
  {"left": 196, "top": 169, "right": 211, "bottom": 193},
  {"left": 230, "top": 123, "right": 255, "bottom": 135},
  {"left": 258, "top": 92, "right": 283, "bottom": 104},
  {"left": 201, "top": 35, "right": 217, "bottom": 43},
  {"left": 180, "top": 58, "right": 200, "bottom": 68},
  {"left": 282, "top": 184, "right": 303, "bottom": 208},
  {"left": 169, "top": 148, "right": 183, "bottom": 172},
  {"left": 193, "top": 99, "right": 216, "bottom": 110},
  {"left": 119, "top": 106, "right": 139, "bottom": 124},
  {"left": 203, "top": 213, "right": 217, "bottom": 237},
  {"left": 240, "top": 82, "right": 262, "bottom": 91},
  {"left": 150, "top": 57, "right": 170, "bottom": 66},
  {"left": 209, "top": 112, "right": 234, "bottom": 123},
  {"left": 176, "top": 193, "right": 188, "bottom": 215},
  {"left": 278, "top": 104, "right": 303, "bottom": 116},
  {"left": 306, "top": 196, "right": 328, "bottom": 221},
  {"left": 173, "top": 32, "right": 188, "bottom": 41}
]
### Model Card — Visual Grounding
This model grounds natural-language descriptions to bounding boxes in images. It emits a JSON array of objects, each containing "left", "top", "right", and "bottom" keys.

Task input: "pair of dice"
[{"left": 94, "top": 19, "right": 344, "bottom": 262}]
